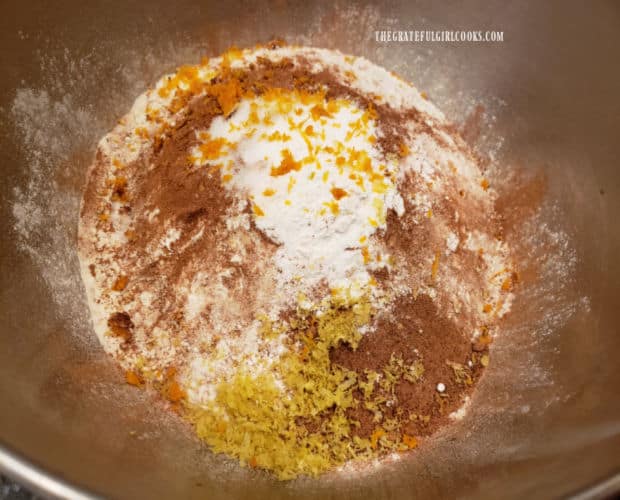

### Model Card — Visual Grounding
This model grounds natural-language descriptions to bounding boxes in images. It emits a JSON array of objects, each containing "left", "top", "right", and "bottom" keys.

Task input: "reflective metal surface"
[{"left": 1, "top": 1, "right": 619, "bottom": 498}]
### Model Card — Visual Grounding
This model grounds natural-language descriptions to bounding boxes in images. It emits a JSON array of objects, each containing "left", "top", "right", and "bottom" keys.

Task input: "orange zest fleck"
[
  {"left": 482, "top": 303, "right": 493, "bottom": 313},
  {"left": 167, "top": 380, "right": 185, "bottom": 403},
  {"left": 146, "top": 107, "right": 161, "bottom": 123},
  {"left": 365, "top": 102, "right": 378, "bottom": 120},
  {"left": 111, "top": 275, "right": 128, "bottom": 292},
  {"left": 262, "top": 188, "right": 276, "bottom": 196},
  {"left": 370, "top": 427, "right": 385, "bottom": 449},
  {"left": 252, "top": 204, "right": 265, "bottom": 216},
  {"left": 330, "top": 187, "right": 348, "bottom": 200},
  {"left": 310, "top": 104, "right": 331, "bottom": 120},
  {"left": 323, "top": 201, "right": 339, "bottom": 215},
  {"left": 270, "top": 149, "right": 302, "bottom": 176},
  {"left": 199, "top": 138, "right": 228, "bottom": 160},
  {"left": 299, "top": 344, "right": 310, "bottom": 361},
  {"left": 267, "top": 131, "right": 291, "bottom": 142},
  {"left": 134, "top": 127, "right": 149, "bottom": 139},
  {"left": 501, "top": 277, "right": 512, "bottom": 291},
  {"left": 402, "top": 434, "right": 418, "bottom": 449},
  {"left": 208, "top": 78, "right": 242, "bottom": 116},
  {"left": 111, "top": 176, "right": 128, "bottom": 202},
  {"left": 476, "top": 331, "right": 493, "bottom": 347},
  {"left": 431, "top": 251, "right": 440, "bottom": 281},
  {"left": 480, "top": 178, "right": 490, "bottom": 190},
  {"left": 125, "top": 370, "right": 142, "bottom": 386},
  {"left": 157, "top": 64, "right": 201, "bottom": 99}
]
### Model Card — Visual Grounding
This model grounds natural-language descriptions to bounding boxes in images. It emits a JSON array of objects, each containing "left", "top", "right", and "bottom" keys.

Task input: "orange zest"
[
  {"left": 402, "top": 434, "right": 418, "bottom": 449},
  {"left": 125, "top": 370, "right": 142, "bottom": 386},
  {"left": 330, "top": 187, "right": 348, "bottom": 200},
  {"left": 431, "top": 251, "right": 440, "bottom": 281},
  {"left": 370, "top": 427, "right": 385, "bottom": 449},
  {"left": 167, "top": 380, "right": 185, "bottom": 402},
  {"left": 270, "top": 149, "right": 302, "bottom": 176},
  {"left": 111, "top": 275, "right": 128, "bottom": 291}
]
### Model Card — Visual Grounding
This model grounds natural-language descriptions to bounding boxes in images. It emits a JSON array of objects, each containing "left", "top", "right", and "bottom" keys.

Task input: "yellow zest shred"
[
  {"left": 189, "top": 294, "right": 376, "bottom": 480},
  {"left": 361, "top": 246, "right": 370, "bottom": 264},
  {"left": 323, "top": 201, "right": 339, "bottom": 215}
]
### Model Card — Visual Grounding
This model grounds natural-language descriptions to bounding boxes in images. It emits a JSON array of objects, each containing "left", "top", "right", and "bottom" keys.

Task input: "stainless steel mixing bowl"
[{"left": 1, "top": 1, "right": 619, "bottom": 498}]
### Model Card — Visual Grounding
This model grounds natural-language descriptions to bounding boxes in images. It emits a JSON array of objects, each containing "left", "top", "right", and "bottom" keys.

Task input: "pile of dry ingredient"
[{"left": 78, "top": 42, "right": 516, "bottom": 479}]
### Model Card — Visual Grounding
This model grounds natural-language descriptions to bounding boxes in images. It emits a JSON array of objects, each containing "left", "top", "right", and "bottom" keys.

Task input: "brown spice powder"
[{"left": 331, "top": 294, "right": 486, "bottom": 439}]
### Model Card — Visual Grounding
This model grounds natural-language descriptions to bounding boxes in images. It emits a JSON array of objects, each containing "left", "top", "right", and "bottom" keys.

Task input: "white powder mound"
[{"left": 200, "top": 93, "right": 404, "bottom": 296}]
